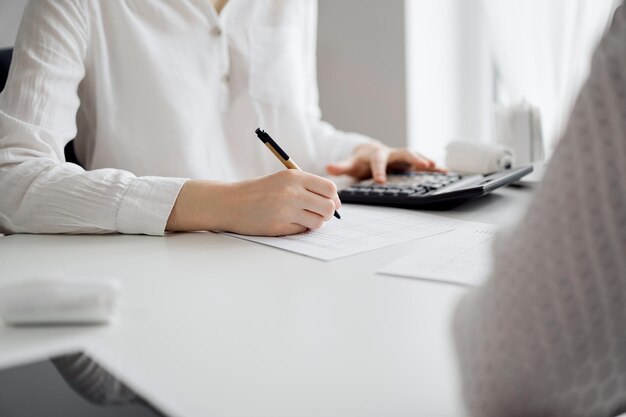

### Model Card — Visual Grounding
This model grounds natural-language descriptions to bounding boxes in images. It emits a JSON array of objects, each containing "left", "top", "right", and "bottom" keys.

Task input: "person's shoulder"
[
  {"left": 612, "top": 4, "right": 624, "bottom": 25},
  {"left": 606, "top": 5, "right": 625, "bottom": 41}
]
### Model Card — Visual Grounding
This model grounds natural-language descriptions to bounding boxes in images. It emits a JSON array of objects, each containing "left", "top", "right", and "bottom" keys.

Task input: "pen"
[{"left": 255, "top": 128, "right": 341, "bottom": 220}]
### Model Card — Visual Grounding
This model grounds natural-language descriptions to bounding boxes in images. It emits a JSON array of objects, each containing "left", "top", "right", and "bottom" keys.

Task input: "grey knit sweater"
[{"left": 454, "top": 5, "right": 626, "bottom": 417}]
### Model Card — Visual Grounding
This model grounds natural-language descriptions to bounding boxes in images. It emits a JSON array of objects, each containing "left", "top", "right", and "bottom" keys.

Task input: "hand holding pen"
[
  {"left": 256, "top": 128, "right": 341, "bottom": 219},
  {"left": 165, "top": 129, "right": 342, "bottom": 236}
]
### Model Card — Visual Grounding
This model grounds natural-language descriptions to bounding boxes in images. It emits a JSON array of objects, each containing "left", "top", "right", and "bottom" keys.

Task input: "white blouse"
[{"left": 0, "top": 0, "right": 369, "bottom": 235}]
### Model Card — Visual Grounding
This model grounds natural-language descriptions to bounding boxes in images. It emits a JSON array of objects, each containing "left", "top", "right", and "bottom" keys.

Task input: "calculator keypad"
[{"left": 342, "top": 173, "right": 463, "bottom": 198}]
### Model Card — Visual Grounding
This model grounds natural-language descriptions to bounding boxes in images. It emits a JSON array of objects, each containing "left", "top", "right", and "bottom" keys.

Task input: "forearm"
[{"left": 165, "top": 179, "right": 233, "bottom": 232}]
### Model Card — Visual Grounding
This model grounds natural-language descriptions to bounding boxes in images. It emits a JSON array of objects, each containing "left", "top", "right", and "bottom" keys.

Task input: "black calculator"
[{"left": 338, "top": 165, "right": 533, "bottom": 210}]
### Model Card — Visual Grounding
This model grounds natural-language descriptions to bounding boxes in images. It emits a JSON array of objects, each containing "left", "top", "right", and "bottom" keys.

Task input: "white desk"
[{"left": 0, "top": 185, "right": 534, "bottom": 417}]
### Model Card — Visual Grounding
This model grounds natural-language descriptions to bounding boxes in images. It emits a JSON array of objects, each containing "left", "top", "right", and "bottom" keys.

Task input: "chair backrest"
[
  {"left": 0, "top": 48, "right": 13, "bottom": 92},
  {"left": 0, "top": 48, "right": 81, "bottom": 166}
]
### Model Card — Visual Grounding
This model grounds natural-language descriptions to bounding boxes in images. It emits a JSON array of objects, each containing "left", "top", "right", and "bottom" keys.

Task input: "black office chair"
[
  {"left": 0, "top": 47, "right": 81, "bottom": 166},
  {"left": 0, "top": 48, "right": 12, "bottom": 92}
]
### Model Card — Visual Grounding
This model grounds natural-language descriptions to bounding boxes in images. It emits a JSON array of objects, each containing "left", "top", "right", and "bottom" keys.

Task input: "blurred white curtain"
[
  {"left": 405, "top": 0, "right": 493, "bottom": 163},
  {"left": 483, "top": 0, "right": 619, "bottom": 151}
]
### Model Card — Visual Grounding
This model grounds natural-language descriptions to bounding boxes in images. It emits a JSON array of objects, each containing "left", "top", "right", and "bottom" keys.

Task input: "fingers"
[
  {"left": 371, "top": 147, "right": 390, "bottom": 183},
  {"left": 229, "top": 171, "right": 342, "bottom": 237},
  {"left": 278, "top": 223, "right": 308, "bottom": 236},
  {"left": 294, "top": 210, "right": 326, "bottom": 230},
  {"left": 389, "top": 149, "right": 443, "bottom": 172},
  {"left": 326, "top": 158, "right": 356, "bottom": 176},
  {"left": 278, "top": 171, "right": 341, "bottom": 228},
  {"left": 413, "top": 153, "right": 436, "bottom": 169},
  {"left": 327, "top": 144, "right": 442, "bottom": 186},
  {"left": 302, "top": 174, "right": 341, "bottom": 210},
  {"left": 416, "top": 153, "right": 448, "bottom": 172},
  {"left": 392, "top": 149, "right": 431, "bottom": 169},
  {"left": 299, "top": 191, "right": 337, "bottom": 220}
]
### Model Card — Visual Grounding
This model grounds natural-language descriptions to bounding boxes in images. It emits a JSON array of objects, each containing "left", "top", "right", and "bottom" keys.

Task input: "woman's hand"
[
  {"left": 166, "top": 170, "right": 341, "bottom": 236},
  {"left": 326, "top": 141, "right": 443, "bottom": 183}
]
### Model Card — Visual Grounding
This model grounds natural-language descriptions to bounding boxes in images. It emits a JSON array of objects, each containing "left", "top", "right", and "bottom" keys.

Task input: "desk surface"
[{"left": 0, "top": 185, "right": 534, "bottom": 417}]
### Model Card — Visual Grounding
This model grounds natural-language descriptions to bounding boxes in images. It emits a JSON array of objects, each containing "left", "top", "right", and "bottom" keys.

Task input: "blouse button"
[{"left": 211, "top": 27, "right": 223, "bottom": 37}]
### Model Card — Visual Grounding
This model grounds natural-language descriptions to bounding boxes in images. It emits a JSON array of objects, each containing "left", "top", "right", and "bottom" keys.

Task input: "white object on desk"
[
  {"left": 0, "top": 277, "right": 121, "bottom": 326},
  {"left": 378, "top": 222, "right": 498, "bottom": 286},
  {"left": 495, "top": 101, "right": 545, "bottom": 166},
  {"left": 445, "top": 141, "right": 515, "bottom": 174},
  {"left": 224, "top": 205, "right": 456, "bottom": 261}
]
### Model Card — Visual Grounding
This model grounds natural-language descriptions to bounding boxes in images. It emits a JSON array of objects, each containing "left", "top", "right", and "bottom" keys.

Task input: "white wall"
[
  {"left": 0, "top": 0, "right": 407, "bottom": 149},
  {"left": 0, "top": 0, "right": 26, "bottom": 48},
  {"left": 318, "top": 0, "right": 406, "bottom": 148}
]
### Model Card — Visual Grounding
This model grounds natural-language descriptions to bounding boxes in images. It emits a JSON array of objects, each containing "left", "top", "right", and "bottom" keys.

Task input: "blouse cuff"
[{"left": 116, "top": 177, "right": 188, "bottom": 236}]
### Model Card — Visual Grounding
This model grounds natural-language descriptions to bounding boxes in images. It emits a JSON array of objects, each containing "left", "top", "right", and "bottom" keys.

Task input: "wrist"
[{"left": 166, "top": 179, "right": 234, "bottom": 232}]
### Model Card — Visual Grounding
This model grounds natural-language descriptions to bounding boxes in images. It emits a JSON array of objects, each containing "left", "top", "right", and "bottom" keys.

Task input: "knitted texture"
[{"left": 454, "top": 6, "right": 626, "bottom": 417}]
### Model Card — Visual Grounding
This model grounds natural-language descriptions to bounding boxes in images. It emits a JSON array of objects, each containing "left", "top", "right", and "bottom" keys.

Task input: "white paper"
[
  {"left": 223, "top": 205, "right": 456, "bottom": 261},
  {"left": 378, "top": 222, "right": 498, "bottom": 286}
]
